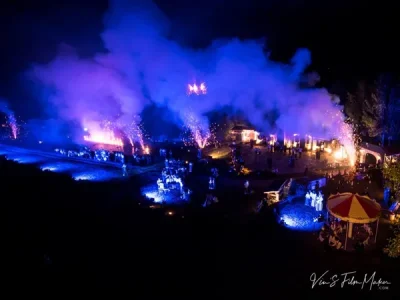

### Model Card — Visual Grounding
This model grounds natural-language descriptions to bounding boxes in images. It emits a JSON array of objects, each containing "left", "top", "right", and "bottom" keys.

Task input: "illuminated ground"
[
  {"left": 205, "top": 144, "right": 353, "bottom": 174},
  {"left": 0, "top": 144, "right": 160, "bottom": 181},
  {"left": 278, "top": 201, "right": 324, "bottom": 232},
  {"left": 141, "top": 184, "right": 188, "bottom": 204},
  {"left": 205, "top": 147, "right": 231, "bottom": 159}
]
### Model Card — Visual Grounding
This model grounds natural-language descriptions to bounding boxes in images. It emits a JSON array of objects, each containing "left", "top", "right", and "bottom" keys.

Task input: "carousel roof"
[{"left": 327, "top": 193, "right": 381, "bottom": 224}]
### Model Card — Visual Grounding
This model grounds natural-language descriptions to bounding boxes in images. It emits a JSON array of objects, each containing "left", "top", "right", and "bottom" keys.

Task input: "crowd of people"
[
  {"left": 56, "top": 146, "right": 154, "bottom": 167},
  {"left": 204, "top": 167, "right": 220, "bottom": 207},
  {"left": 230, "top": 143, "right": 245, "bottom": 173},
  {"left": 313, "top": 165, "right": 379, "bottom": 251},
  {"left": 318, "top": 223, "right": 344, "bottom": 250},
  {"left": 317, "top": 220, "right": 374, "bottom": 252},
  {"left": 305, "top": 191, "right": 324, "bottom": 211},
  {"left": 323, "top": 167, "right": 377, "bottom": 197}
]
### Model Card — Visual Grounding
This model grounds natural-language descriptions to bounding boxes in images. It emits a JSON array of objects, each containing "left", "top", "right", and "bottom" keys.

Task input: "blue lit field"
[
  {"left": 0, "top": 144, "right": 124, "bottom": 182},
  {"left": 40, "top": 162, "right": 78, "bottom": 172},
  {"left": 3, "top": 153, "right": 46, "bottom": 164},
  {"left": 141, "top": 184, "right": 188, "bottom": 204},
  {"left": 72, "top": 169, "right": 122, "bottom": 181},
  {"left": 279, "top": 203, "right": 324, "bottom": 232}
]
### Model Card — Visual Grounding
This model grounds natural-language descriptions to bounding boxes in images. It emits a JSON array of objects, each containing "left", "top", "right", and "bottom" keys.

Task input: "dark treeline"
[{"left": 340, "top": 74, "right": 400, "bottom": 146}]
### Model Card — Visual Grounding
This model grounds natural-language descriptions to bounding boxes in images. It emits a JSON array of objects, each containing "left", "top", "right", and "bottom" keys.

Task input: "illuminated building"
[{"left": 230, "top": 125, "right": 261, "bottom": 143}]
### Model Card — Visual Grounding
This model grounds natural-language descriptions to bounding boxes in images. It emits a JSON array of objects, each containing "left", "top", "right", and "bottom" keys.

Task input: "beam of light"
[{"left": 187, "top": 82, "right": 207, "bottom": 95}]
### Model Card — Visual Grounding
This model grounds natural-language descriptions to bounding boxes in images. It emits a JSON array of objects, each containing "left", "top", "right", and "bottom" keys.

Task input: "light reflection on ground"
[
  {"left": 279, "top": 203, "right": 324, "bottom": 232},
  {"left": 0, "top": 145, "right": 123, "bottom": 182},
  {"left": 141, "top": 184, "right": 187, "bottom": 204}
]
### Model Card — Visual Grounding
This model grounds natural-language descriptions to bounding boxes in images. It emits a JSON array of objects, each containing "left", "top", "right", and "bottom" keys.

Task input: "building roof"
[
  {"left": 359, "top": 142, "right": 400, "bottom": 156},
  {"left": 231, "top": 125, "right": 253, "bottom": 131},
  {"left": 359, "top": 142, "right": 385, "bottom": 155}
]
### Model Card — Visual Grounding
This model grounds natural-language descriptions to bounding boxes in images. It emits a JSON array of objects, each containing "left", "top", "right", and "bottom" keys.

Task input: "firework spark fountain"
[
  {"left": 7, "top": 114, "right": 19, "bottom": 139},
  {"left": 187, "top": 82, "right": 207, "bottom": 95},
  {"left": 83, "top": 119, "right": 122, "bottom": 146},
  {"left": 83, "top": 128, "right": 123, "bottom": 146},
  {"left": 126, "top": 119, "right": 146, "bottom": 150},
  {"left": 182, "top": 113, "right": 213, "bottom": 149},
  {"left": 82, "top": 117, "right": 149, "bottom": 153},
  {"left": 329, "top": 109, "right": 356, "bottom": 166}
]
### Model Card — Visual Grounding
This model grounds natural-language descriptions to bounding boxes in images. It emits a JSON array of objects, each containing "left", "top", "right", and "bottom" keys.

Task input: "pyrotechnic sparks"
[
  {"left": 7, "top": 114, "right": 19, "bottom": 139},
  {"left": 126, "top": 119, "right": 146, "bottom": 150},
  {"left": 328, "top": 108, "right": 356, "bottom": 166},
  {"left": 83, "top": 119, "right": 123, "bottom": 146},
  {"left": 83, "top": 128, "right": 123, "bottom": 146},
  {"left": 193, "top": 129, "right": 210, "bottom": 149},
  {"left": 82, "top": 116, "right": 149, "bottom": 153},
  {"left": 187, "top": 82, "right": 207, "bottom": 95},
  {"left": 182, "top": 113, "right": 214, "bottom": 149}
]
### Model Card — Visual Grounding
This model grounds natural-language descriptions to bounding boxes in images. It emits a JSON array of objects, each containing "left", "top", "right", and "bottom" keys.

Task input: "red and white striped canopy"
[{"left": 327, "top": 193, "right": 381, "bottom": 223}]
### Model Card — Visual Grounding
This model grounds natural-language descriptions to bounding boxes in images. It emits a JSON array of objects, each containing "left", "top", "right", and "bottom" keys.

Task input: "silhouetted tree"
[
  {"left": 345, "top": 82, "right": 370, "bottom": 136},
  {"left": 220, "top": 114, "right": 235, "bottom": 141},
  {"left": 383, "top": 161, "right": 400, "bottom": 198},
  {"left": 384, "top": 219, "right": 400, "bottom": 258},
  {"left": 344, "top": 76, "right": 398, "bottom": 144},
  {"left": 385, "top": 87, "right": 400, "bottom": 144},
  {"left": 361, "top": 90, "right": 385, "bottom": 138}
]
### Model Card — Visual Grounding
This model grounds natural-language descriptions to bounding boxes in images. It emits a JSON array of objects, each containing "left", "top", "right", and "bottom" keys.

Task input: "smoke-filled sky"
[
  {"left": 0, "top": 0, "right": 398, "bottom": 145},
  {"left": 22, "top": 0, "right": 340, "bottom": 140}
]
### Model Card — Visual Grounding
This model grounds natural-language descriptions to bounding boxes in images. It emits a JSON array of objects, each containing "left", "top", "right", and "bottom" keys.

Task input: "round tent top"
[{"left": 327, "top": 193, "right": 381, "bottom": 224}]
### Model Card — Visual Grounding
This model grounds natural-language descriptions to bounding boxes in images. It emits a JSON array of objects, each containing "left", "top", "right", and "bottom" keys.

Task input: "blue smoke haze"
[
  {"left": 0, "top": 99, "right": 12, "bottom": 115},
  {"left": 21, "top": 0, "right": 347, "bottom": 143}
]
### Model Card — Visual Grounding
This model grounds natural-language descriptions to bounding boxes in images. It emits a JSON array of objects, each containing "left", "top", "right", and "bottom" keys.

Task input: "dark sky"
[{"left": 1, "top": 0, "right": 399, "bottom": 101}]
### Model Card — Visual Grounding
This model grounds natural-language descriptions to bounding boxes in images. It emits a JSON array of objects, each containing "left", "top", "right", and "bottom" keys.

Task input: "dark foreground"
[{"left": 2, "top": 157, "right": 400, "bottom": 296}]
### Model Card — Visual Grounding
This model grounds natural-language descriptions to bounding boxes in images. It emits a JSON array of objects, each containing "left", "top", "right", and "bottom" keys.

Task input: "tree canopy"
[
  {"left": 344, "top": 75, "right": 400, "bottom": 143},
  {"left": 384, "top": 219, "right": 400, "bottom": 258},
  {"left": 383, "top": 161, "right": 400, "bottom": 194}
]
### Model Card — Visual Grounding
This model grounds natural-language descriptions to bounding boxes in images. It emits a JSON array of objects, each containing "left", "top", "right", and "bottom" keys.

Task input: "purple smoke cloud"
[{"left": 27, "top": 0, "right": 351, "bottom": 148}]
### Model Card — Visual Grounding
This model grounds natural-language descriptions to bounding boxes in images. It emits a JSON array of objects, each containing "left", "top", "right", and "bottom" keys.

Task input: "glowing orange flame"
[{"left": 83, "top": 129, "right": 123, "bottom": 146}]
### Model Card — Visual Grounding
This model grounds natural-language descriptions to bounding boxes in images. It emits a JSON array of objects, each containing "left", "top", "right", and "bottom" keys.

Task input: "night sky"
[{"left": 1, "top": 0, "right": 398, "bottom": 109}]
